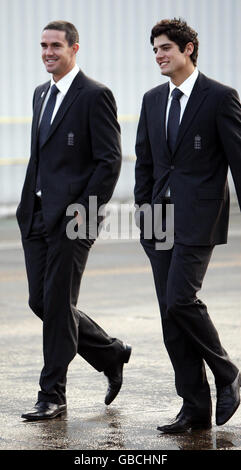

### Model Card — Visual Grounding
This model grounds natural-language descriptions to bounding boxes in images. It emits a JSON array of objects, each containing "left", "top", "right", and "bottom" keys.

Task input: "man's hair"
[
  {"left": 43, "top": 20, "right": 79, "bottom": 46},
  {"left": 150, "top": 18, "right": 199, "bottom": 66}
]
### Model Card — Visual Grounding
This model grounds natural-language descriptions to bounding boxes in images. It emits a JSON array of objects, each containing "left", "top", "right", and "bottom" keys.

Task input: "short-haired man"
[
  {"left": 135, "top": 18, "right": 241, "bottom": 433},
  {"left": 17, "top": 21, "right": 131, "bottom": 420}
]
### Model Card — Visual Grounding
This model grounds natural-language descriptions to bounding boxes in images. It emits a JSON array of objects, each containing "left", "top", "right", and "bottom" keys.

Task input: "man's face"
[
  {"left": 41, "top": 29, "right": 79, "bottom": 81},
  {"left": 153, "top": 34, "right": 193, "bottom": 80}
]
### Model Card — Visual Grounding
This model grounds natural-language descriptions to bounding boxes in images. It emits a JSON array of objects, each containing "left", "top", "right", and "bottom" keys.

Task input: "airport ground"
[{"left": 0, "top": 205, "right": 241, "bottom": 455}]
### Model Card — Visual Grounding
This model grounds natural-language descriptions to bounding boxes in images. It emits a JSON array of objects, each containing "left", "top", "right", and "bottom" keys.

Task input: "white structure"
[{"left": 1, "top": 0, "right": 240, "bottom": 204}]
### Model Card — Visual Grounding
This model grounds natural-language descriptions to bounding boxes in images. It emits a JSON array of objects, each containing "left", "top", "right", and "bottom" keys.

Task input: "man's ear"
[
  {"left": 73, "top": 43, "right": 79, "bottom": 54},
  {"left": 184, "top": 41, "right": 194, "bottom": 58}
]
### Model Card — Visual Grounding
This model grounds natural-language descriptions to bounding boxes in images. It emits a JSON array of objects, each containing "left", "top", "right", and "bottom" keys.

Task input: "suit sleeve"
[
  {"left": 134, "top": 95, "right": 154, "bottom": 207},
  {"left": 78, "top": 87, "right": 121, "bottom": 209},
  {"left": 217, "top": 89, "right": 241, "bottom": 210}
]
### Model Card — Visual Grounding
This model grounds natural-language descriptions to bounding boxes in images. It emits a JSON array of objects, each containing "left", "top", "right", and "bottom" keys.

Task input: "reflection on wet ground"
[
  {"left": 89, "top": 409, "right": 125, "bottom": 450},
  {"left": 158, "top": 429, "right": 239, "bottom": 450},
  {"left": 19, "top": 408, "right": 241, "bottom": 451},
  {"left": 19, "top": 408, "right": 126, "bottom": 450}
]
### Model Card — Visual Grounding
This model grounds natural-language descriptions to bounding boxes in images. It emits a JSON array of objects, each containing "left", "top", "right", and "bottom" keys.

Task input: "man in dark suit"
[
  {"left": 17, "top": 21, "right": 131, "bottom": 421},
  {"left": 134, "top": 18, "right": 241, "bottom": 433}
]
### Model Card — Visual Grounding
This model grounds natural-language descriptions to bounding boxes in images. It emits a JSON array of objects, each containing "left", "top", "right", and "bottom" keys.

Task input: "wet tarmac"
[{"left": 0, "top": 205, "right": 241, "bottom": 453}]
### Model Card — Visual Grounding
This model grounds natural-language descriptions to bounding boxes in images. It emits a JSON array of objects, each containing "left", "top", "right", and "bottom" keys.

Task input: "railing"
[{"left": 0, "top": 115, "right": 138, "bottom": 166}]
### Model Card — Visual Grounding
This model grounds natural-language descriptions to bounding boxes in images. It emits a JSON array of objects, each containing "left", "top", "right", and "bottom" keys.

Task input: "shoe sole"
[
  {"left": 216, "top": 399, "right": 240, "bottom": 426},
  {"left": 21, "top": 407, "right": 67, "bottom": 421},
  {"left": 157, "top": 427, "right": 188, "bottom": 434},
  {"left": 104, "top": 344, "right": 132, "bottom": 405},
  {"left": 123, "top": 344, "right": 132, "bottom": 363},
  {"left": 216, "top": 373, "right": 241, "bottom": 426},
  {"left": 157, "top": 422, "right": 211, "bottom": 434}
]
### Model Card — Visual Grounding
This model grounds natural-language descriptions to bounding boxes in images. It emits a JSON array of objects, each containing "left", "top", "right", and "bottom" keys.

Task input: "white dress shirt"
[
  {"left": 165, "top": 67, "right": 199, "bottom": 131},
  {"left": 39, "top": 63, "right": 80, "bottom": 125},
  {"left": 165, "top": 68, "right": 199, "bottom": 196}
]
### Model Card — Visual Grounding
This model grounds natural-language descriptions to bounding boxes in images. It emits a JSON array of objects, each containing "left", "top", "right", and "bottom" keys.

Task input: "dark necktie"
[
  {"left": 167, "top": 88, "right": 183, "bottom": 153},
  {"left": 38, "top": 84, "right": 59, "bottom": 147},
  {"left": 36, "top": 84, "right": 59, "bottom": 192}
]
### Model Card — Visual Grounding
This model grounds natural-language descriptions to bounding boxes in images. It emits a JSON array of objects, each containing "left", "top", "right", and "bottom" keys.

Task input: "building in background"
[{"left": 0, "top": 0, "right": 240, "bottom": 206}]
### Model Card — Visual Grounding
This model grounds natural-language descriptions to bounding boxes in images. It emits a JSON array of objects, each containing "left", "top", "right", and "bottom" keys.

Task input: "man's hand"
[{"left": 74, "top": 210, "right": 83, "bottom": 226}]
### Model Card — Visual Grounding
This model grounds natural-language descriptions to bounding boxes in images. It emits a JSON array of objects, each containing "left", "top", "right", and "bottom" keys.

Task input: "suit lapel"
[
  {"left": 32, "top": 83, "right": 50, "bottom": 145},
  {"left": 154, "top": 82, "right": 170, "bottom": 156},
  {"left": 173, "top": 72, "right": 210, "bottom": 155},
  {"left": 40, "top": 71, "right": 85, "bottom": 147}
]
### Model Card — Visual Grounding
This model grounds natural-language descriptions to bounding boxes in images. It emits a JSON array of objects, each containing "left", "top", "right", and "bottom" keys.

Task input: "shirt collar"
[
  {"left": 51, "top": 63, "right": 80, "bottom": 95},
  {"left": 169, "top": 68, "right": 199, "bottom": 98}
]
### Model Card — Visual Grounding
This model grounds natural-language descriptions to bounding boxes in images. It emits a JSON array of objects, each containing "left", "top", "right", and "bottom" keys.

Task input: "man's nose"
[
  {"left": 45, "top": 46, "right": 54, "bottom": 55},
  {"left": 156, "top": 49, "right": 163, "bottom": 60}
]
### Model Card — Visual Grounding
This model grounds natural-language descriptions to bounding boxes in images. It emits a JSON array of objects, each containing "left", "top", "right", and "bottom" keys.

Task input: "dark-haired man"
[
  {"left": 135, "top": 18, "right": 241, "bottom": 433},
  {"left": 17, "top": 21, "right": 131, "bottom": 420}
]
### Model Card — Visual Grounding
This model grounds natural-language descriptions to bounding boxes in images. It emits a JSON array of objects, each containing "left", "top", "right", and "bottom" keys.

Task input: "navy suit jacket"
[
  {"left": 17, "top": 70, "right": 121, "bottom": 238},
  {"left": 134, "top": 72, "right": 241, "bottom": 245}
]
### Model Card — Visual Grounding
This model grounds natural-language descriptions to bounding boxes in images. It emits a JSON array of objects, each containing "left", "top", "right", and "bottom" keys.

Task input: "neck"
[
  {"left": 52, "top": 63, "right": 76, "bottom": 83},
  {"left": 170, "top": 64, "right": 195, "bottom": 87}
]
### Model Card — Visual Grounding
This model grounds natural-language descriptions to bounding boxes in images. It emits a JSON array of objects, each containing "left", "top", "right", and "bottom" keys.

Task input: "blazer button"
[{"left": 170, "top": 165, "right": 175, "bottom": 170}]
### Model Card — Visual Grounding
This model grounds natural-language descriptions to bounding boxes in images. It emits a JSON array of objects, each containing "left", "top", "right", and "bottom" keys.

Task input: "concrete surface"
[{"left": 0, "top": 205, "right": 241, "bottom": 453}]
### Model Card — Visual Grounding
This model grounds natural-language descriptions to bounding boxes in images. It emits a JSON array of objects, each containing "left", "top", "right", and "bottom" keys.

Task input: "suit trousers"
[
  {"left": 22, "top": 206, "right": 124, "bottom": 404},
  {"left": 141, "top": 236, "right": 238, "bottom": 417}
]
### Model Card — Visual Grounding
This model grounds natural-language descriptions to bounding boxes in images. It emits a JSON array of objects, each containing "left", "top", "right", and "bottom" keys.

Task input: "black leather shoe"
[
  {"left": 216, "top": 372, "right": 241, "bottom": 425},
  {"left": 104, "top": 343, "right": 132, "bottom": 405},
  {"left": 157, "top": 412, "right": 212, "bottom": 434},
  {"left": 21, "top": 402, "right": 67, "bottom": 421}
]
